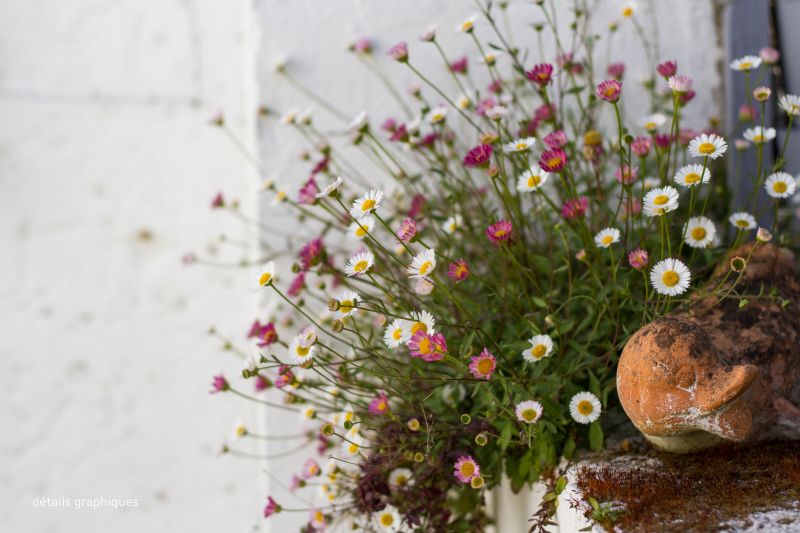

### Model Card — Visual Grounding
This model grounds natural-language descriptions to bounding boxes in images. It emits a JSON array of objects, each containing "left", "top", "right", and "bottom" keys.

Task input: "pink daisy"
[
  {"left": 561, "top": 197, "right": 589, "bottom": 220},
  {"left": 408, "top": 331, "right": 447, "bottom": 362},
  {"left": 302, "top": 458, "right": 320, "bottom": 479},
  {"left": 486, "top": 219, "right": 513, "bottom": 245},
  {"left": 607, "top": 62, "right": 625, "bottom": 79},
  {"left": 450, "top": 56, "right": 468, "bottom": 74},
  {"left": 448, "top": 259, "right": 470, "bottom": 283},
  {"left": 656, "top": 59, "right": 678, "bottom": 79},
  {"left": 387, "top": 41, "right": 408, "bottom": 62},
  {"left": 631, "top": 137, "right": 652, "bottom": 157},
  {"left": 538, "top": 148, "right": 567, "bottom": 172},
  {"left": 287, "top": 272, "right": 306, "bottom": 297},
  {"left": 263, "top": 496, "right": 281, "bottom": 518},
  {"left": 299, "top": 238, "right": 325, "bottom": 271},
  {"left": 397, "top": 218, "right": 417, "bottom": 242},
  {"left": 463, "top": 144, "right": 493, "bottom": 167},
  {"left": 369, "top": 392, "right": 390, "bottom": 415},
  {"left": 454, "top": 455, "right": 480, "bottom": 483},
  {"left": 274, "top": 365, "right": 294, "bottom": 388},
  {"left": 615, "top": 165, "right": 638, "bottom": 185},
  {"left": 210, "top": 192, "right": 225, "bottom": 208},
  {"left": 543, "top": 130, "right": 567, "bottom": 149},
  {"left": 254, "top": 375, "right": 272, "bottom": 392},
  {"left": 469, "top": 348, "right": 496, "bottom": 380},
  {"left": 210, "top": 374, "right": 228, "bottom": 393},
  {"left": 628, "top": 248, "right": 649, "bottom": 270},
  {"left": 297, "top": 177, "right": 319, "bottom": 205},
  {"left": 596, "top": 79, "right": 622, "bottom": 103},
  {"left": 526, "top": 63, "right": 554, "bottom": 86}
]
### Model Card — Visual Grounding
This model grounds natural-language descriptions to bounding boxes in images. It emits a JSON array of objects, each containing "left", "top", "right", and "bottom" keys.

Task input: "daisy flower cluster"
[{"left": 198, "top": 3, "right": 800, "bottom": 531}]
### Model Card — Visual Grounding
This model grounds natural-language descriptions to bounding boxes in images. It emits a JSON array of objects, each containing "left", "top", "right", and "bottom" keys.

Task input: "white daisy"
[
  {"left": 350, "top": 189, "right": 384, "bottom": 219},
  {"left": 388, "top": 468, "right": 414, "bottom": 487},
  {"left": 743, "top": 126, "right": 776, "bottom": 144},
  {"left": 729, "top": 211, "right": 757, "bottom": 230},
  {"left": 485, "top": 105, "right": 508, "bottom": 121},
  {"left": 643, "top": 186, "right": 679, "bottom": 217},
  {"left": 642, "top": 176, "right": 661, "bottom": 191},
  {"left": 344, "top": 250, "right": 375, "bottom": 277},
  {"left": 407, "top": 248, "right": 436, "bottom": 279},
  {"left": 279, "top": 109, "right": 297, "bottom": 125},
  {"left": 778, "top": 94, "right": 800, "bottom": 116},
  {"left": 316, "top": 176, "right": 343, "bottom": 198},
  {"left": 373, "top": 504, "right": 402, "bottom": 531},
  {"left": 335, "top": 290, "right": 361, "bottom": 318},
  {"left": 621, "top": 1, "right": 637, "bottom": 17},
  {"left": 349, "top": 215, "right": 376, "bottom": 240},
  {"left": 409, "top": 310, "right": 436, "bottom": 336},
  {"left": 594, "top": 227, "right": 621, "bottom": 248},
  {"left": 428, "top": 105, "right": 447, "bottom": 124},
  {"left": 301, "top": 405, "right": 316, "bottom": 420},
  {"left": 271, "top": 189, "right": 287, "bottom": 205},
  {"left": 232, "top": 421, "right": 248, "bottom": 439},
  {"left": 456, "top": 14, "right": 478, "bottom": 33},
  {"left": 683, "top": 216, "right": 716, "bottom": 248},
  {"left": 288, "top": 335, "right": 317, "bottom": 365},
  {"left": 342, "top": 432, "right": 366, "bottom": 456},
  {"left": 515, "top": 400, "right": 544, "bottom": 424},
  {"left": 765, "top": 172, "right": 796, "bottom": 198},
  {"left": 730, "top": 55, "right": 762, "bottom": 72},
  {"left": 650, "top": 258, "right": 691, "bottom": 296},
  {"left": 522, "top": 334, "right": 554, "bottom": 363},
  {"left": 298, "top": 107, "right": 313, "bottom": 125},
  {"left": 383, "top": 319, "right": 411, "bottom": 349},
  {"left": 674, "top": 164, "right": 711, "bottom": 188},
  {"left": 642, "top": 113, "right": 666, "bottom": 132},
  {"left": 349, "top": 111, "right": 368, "bottom": 132},
  {"left": 443, "top": 214, "right": 464, "bottom": 234},
  {"left": 517, "top": 166, "right": 550, "bottom": 192},
  {"left": 569, "top": 392, "right": 602, "bottom": 424},
  {"left": 299, "top": 325, "right": 318, "bottom": 346},
  {"left": 254, "top": 260, "right": 276, "bottom": 289},
  {"left": 688, "top": 133, "right": 728, "bottom": 159},
  {"left": 503, "top": 137, "right": 536, "bottom": 154},
  {"left": 456, "top": 95, "right": 472, "bottom": 110},
  {"left": 480, "top": 51, "right": 501, "bottom": 66}
]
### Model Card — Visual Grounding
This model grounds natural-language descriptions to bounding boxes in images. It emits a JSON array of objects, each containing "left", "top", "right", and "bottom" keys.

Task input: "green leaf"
[
  {"left": 500, "top": 423, "right": 513, "bottom": 450},
  {"left": 532, "top": 296, "right": 548, "bottom": 309},
  {"left": 562, "top": 435, "right": 576, "bottom": 459},
  {"left": 556, "top": 475, "right": 567, "bottom": 495},
  {"left": 589, "top": 421, "right": 604, "bottom": 451}
]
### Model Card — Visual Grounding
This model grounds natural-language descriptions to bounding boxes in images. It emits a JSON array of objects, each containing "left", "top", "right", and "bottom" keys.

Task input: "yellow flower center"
[
  {"left": 460, "top": 462, "right": 475, "bottom": 477},
  {"left": 355, "top": 226, "right": 368, "bottom": 237},
  {"left": 418, "top": 261, "right": 433, "bottom": 275},
  {"left": 644, "top": 122, "right": 656, "bottom": 130},
  {"left": 753, "top": 134, "right": 764, "bottom": 142},
  {"left": 691, "top": 227, "right": 707, "bottom": 240},
  {"left": 522, "top": 408, "right": 538, "bottom": 421},
  {"left": 462, "top": 21, "right": 473, "bottom": 31},
  {"left": 236, "top": 425, "right": 247, "bottom": 436},
  {"left": 296, "top": 345, "right": 310, "bottom": 356},
  {"left": 791, "top": 105, "right": 800, "bottom": 114},
  {"left": 396, "top": 475, "right": 408, "bottom": 486},
  {"left": 418, "top": 337, "right": 432, "bottom": 355},
  {"left": 348, "top": 443, "right": 359, "bottom": 453},
  {"left": 698, "top": 142, "right": 716, "bottom": 154},
  {"left": 410, "top": 321, "right": 427, "bottom": 334},
  {"left": 315, "top": 511, "right": 324, "bottom": 523},
  {"left": 527, "top": 174, "right": 541, "bottom": 188},
  {"left": 684, "top": 173, "right": 701, "bottom": 184},
  {"left": 361, "top": 199, "right": 376, "bottom": 212},
  {"left": 376, "top": 401, "right": 387, "bottom": 412},
  {"left": 532, "top": 344, "right": 547, "bottom": 358},
  {"left": 774, "top": 182, "right": 788, "bottom": 193},
  {"left": 340, "top": 299, "right": 355, "bottom": 313},
  {"left": 662, "top": 270, "right": 680, "bottom": 287},
  {"left": 516, "top": 142, "right": 528, "bottom": 150},
  {"left": 622, "top": 7, "right": 633, "bottom": 17},
  {"left": 354, "top": 260, "right": 368, "bottom": 272},
  {"left": 601, "top": 235, "right": 614, "bottom": 245},
  {"left": 477, "top": 358, "right": 494, "bottom": 374},
  {"left": 736, "top": 219, "right": 749, "bottom": 228},
  {"left": 432, "top": 113, "right": 444, "bottom": 122},
  {"left": 577, "top": 400, "right": 594, "bottom": 415},
  {"left": 653, "top": 194, "right": 669, "bottom": 205},
  {"left": 739, "top": 61, "right": 752, "bottom": 70},
  {"left": 494, "top": 229, "right": 508, "bottom": 238},
  {"left": 380, "top": 513, "right": 394, "bottom": 526},
  {"left": 604, "top": 86, "right": 617, "bottom": 97},
  {"left": 392, "top": 329, "right": 403, "bottom": 340},
  {"left": 547, "top": 156, "right": 562, "bottom": 167},
  {"left": 258, "top": 272, "right": 272, "bottom": 286}
]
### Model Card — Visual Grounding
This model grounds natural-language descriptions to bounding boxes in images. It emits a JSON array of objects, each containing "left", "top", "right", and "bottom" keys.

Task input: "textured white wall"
[{"left": 0, "top": 1, "right": 265, "bottom": 532}]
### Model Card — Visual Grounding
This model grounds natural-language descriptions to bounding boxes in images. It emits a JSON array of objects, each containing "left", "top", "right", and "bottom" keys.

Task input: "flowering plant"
[{"left": 199, "top": 2, "right": 799, "bottom": 531}]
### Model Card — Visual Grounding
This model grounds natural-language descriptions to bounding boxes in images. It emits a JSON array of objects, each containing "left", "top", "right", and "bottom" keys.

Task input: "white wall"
[
  {"left": 0, "top": 1, "right": 265, "bottom": 532},
  {"left": 1, "top": 1, "right": 725, "bottom": 532}
]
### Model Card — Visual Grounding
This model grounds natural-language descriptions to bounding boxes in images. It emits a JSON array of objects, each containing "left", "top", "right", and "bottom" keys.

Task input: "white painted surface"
[
  {"left": 0, "top": 1, "right": 726, "bottom": 532},
  {"left": 1, "top": 1, "right": 264, "bottom": 532}
]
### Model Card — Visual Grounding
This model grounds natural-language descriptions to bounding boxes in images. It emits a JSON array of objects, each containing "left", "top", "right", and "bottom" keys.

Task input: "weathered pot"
[{"left": 617, "top": 242, "right": 800, "bottom": 452}]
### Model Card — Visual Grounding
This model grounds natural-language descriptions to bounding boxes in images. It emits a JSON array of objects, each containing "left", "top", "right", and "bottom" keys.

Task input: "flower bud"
[
  {"left": 321, "top": 423, "right": 335, "bottom": 437},
  {"left": 460, "top": 414, "right": 472, "bottom": 425},
  {"left": 756, "top": 227, "right": 772, "bottom": 242},
  {"left": 413, "top": 452, "right": 425, "bottom": 463},
  {"left": 332, "top": 319, "right": 344, "bottom": 333},
  {"left": 475, "top": 432, "right": 489, "bottom": 446},
  {"left": 470, "top": 476, "right": 485, "bottom": 489},
  {"left": 328, "top": 298, "right": 340, "bottom": 312},
  {"left": 407, "top": 418, "right": 421, "bottom": 431}
]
